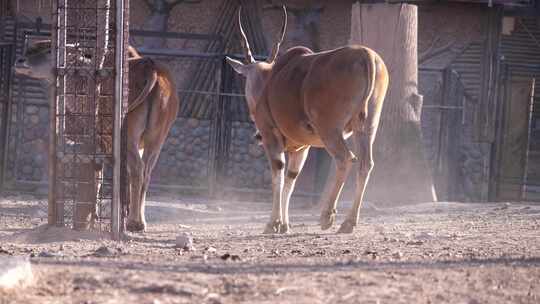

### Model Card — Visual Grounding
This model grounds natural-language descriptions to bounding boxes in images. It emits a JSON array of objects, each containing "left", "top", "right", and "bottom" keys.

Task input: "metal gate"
[
  {"left": 420, "top": 66, "right": 470, "bottom": 201},
  {"left": 491, "top": 16, "right": 540, "bottom": 202},
  {"left": 0, "top": 42, "right": 13, "bottom": 192},
  {"left": 492, "top": 63, "right": 540, "bottom": 201}
]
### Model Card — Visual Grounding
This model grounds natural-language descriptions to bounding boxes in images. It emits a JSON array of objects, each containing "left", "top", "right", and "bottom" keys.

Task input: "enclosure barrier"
[{"left": 49, "top": 0, "right": 128, "bottom": 237}]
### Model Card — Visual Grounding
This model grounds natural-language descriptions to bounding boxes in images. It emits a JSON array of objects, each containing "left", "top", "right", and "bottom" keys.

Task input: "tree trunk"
[{"left": 349, "top": 3, "right": 436, "bottom": 204}]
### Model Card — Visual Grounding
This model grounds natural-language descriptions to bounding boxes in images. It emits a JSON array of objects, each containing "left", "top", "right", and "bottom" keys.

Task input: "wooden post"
[{"left": 350, "top": 2, "right": 436, "bottom": 204}]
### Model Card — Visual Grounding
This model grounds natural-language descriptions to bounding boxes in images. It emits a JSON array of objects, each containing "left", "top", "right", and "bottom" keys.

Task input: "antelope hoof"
[
  {"left": 348, "top": 151, "right": 358, "bottom": 162},
  {"left": 126, "top": 220, "right": 146, "bottom": 232},
  {"left": 337, "top": 220, "right": 356, "bottom": 234},
  {"left": 253, "top": 131, "right": 263, "bottom": 144},
  {"left": 320, "top": 208, "right": 337, "bottom": 230},
  {"left": 279, "top": 223, "right": 291, "bottom": 234},
  {"left": 263, "top": 220, "right": 282, "bottom": 234}
]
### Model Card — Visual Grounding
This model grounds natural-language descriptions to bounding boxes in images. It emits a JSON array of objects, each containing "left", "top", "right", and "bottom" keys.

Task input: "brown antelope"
[
  {"left": 226, "top": 6, "right": 388, "bottom": 234},
  {"left": 14, "top": 41, "right": 179, "bottom": 232}
]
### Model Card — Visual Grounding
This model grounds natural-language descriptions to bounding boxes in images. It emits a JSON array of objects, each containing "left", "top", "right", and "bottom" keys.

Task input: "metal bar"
[
  {"left": 4, "top": 99, "right": 49, "bottom": 106},
  {"left": 421, "top": 68, "right": 477, "bottom": 103},
  {"left": 112, "top": 0, "right": 124, "bottom": 240},
  {"left": 49, "top": 0, "right": 61, "bottom": 226},
  {"left": 4, "top": 180, "right": 47, "bottom": 189},
  {"left": 130, "top": 29, "right": 221, "bottom": 41},
  {"left": 500, "top": 62, "right": 540, "bottom": 69},
  {"left": 137, "top": 48, "right": 223, "bottom": 58},
  {"left": 16, "top": 23, "right": 223, "bottom": 42},
  {"left": 138, "top": 48, "right": 267, "bottom": 61},
  {"left": 383, "top": 0, "right": 535, "bottom": 7},
  {"left": 178, "top": 89, "right": 245, "bottom": 97},
  {"left": 489, "top": 63, "right": 509, "bottom": 201},
  {"left": 522, "top": 78, "right": 535, "bottom": 200},
  {"left": 422, "top": 105, "right": 464, "bottom": 110},
  {"left": 15, "top": 22, "right": 52, "bottom": 31},
  {"left": 149, "top": 183, "right": 208, "bottom": 192},
  {"left": 208, "top": 60, "right": 222, "bottom": 197},
  {"left": 419, "top": 66, "right": 446, "bottom": 72}
]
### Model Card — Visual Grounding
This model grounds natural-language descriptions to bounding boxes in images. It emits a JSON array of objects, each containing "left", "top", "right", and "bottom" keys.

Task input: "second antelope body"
[{"left": 226, "top": 6, "right": 389, "bottom": 234}]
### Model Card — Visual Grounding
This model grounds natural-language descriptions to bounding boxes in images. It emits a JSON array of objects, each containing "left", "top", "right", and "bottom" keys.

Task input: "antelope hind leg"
[
  {"left": 318, "top": 130, "right": 355, "bottom": 230},
  {"left": 338, "top": 132, "right": 374, "bottom": 234}
]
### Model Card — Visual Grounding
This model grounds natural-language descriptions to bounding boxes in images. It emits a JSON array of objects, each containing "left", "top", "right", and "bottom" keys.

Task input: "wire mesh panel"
[{"left": 51, "top": 0, "right": 126, "bottom": 232}]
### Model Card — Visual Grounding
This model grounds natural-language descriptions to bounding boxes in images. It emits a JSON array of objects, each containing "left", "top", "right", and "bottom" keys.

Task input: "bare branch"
[
  {"left": 419, "top": 36, "right": 441, "bottom": 60},
  {"left": 419, "top": 36, "right": 456, "bottom": 64}
]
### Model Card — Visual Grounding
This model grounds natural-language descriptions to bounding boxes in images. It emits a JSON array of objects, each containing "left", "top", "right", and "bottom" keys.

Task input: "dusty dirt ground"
[{"left": 1, "top": 194, "right": 539, "bottom": 304}]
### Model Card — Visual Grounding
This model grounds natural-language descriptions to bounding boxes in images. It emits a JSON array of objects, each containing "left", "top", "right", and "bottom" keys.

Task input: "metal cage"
[{"left": 50, "top": 0, "right": 127, "bottom": 238}]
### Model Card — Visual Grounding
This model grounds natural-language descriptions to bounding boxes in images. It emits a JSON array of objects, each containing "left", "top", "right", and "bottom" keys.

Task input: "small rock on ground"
[
  {"left": 0, "top": 257, "right": 33, "bottom": 290},
  {"left": 175, "top": 232, "right": 194, "bottom": 251}
]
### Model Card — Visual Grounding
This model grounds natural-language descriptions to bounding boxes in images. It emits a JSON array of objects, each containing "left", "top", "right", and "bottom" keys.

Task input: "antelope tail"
[
  {"left": 127, "top": 70, "right": 158, "bottom": 113},
  {"left": 363, "top": 48, "right": 377, "bottom": 119}
]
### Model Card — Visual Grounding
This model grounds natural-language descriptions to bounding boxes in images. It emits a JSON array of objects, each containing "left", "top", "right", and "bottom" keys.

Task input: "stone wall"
[
  {"left": 152, "top": 118, "right": 212, "bottom": 188},
  {"left": 4, "top": 101, "right": 49, "bottom": 192},
  {"left": 225, "top": 121, "right": 270, "bottom": 190}
]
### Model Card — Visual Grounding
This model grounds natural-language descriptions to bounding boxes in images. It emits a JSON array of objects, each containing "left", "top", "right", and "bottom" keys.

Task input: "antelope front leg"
[
  {"left": 126, "top": 142, "right": 146, "bottom": 232},
  {"left": 280, "top": 147, "right": 310, "bottom": 234},
  {"left": 264, "top": 153, "right": 286, "bottom": 234}
]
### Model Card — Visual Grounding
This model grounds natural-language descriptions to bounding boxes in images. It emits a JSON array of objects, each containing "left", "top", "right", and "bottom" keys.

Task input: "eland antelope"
[
  {"left": 226, "top": 6, "right": 388, "bottom": 234},
  {"left": 14, "top": 41, "right": 179, "bottom": 232}
]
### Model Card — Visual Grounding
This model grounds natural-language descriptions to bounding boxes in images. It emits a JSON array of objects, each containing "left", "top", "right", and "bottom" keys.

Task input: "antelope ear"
[{"left": 226, "top": 56, "right": 247, "bottom": 75}]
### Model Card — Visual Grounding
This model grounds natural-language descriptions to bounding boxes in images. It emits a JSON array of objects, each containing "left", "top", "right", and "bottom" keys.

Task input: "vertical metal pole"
[
  {"left": 48, "top": 0, "right": 60, "bottom": 226},
  {"left": 112, "top": 0, "right": 125, "bottom": 240},
  {"left": 208, "top": 58, "right": 221, "bottom": 197},
  {"left": 521, "top": 78, "right": 535, "bottom": 200}
]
